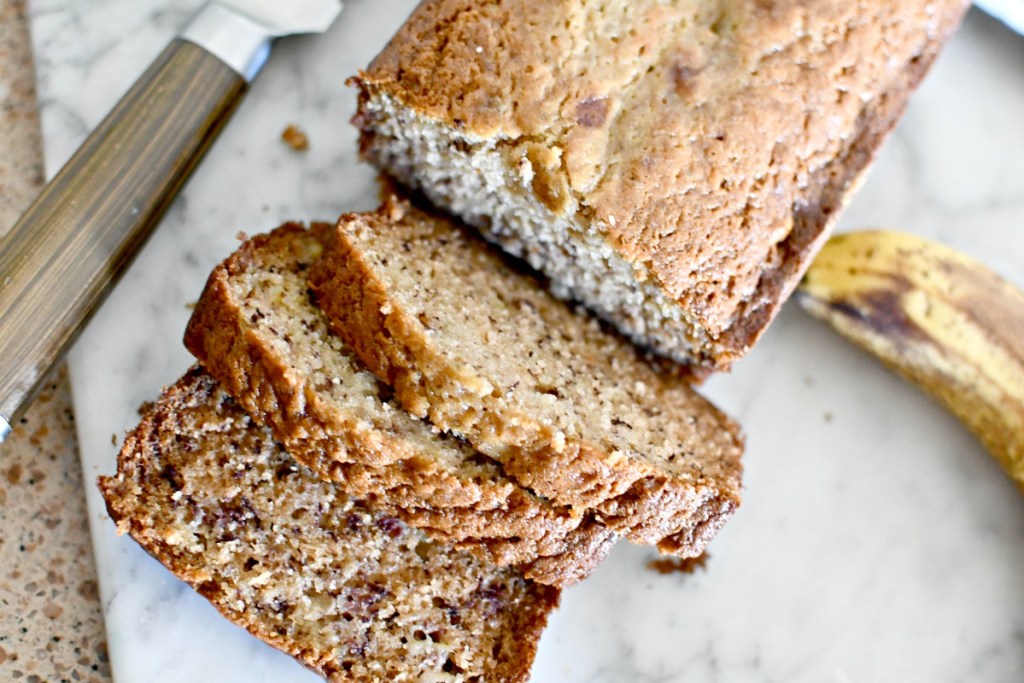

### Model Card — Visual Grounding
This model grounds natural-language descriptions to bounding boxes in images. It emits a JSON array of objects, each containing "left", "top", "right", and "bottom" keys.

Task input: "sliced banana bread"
[
  {"left": 99, "top": 368, "right": 558, "bottom": 683},
  {"left": 309, "top": 197, "right": 744, "bottom": 558},
  {"left": 352, "top": 0, "right": 969, "bottom": 373},
  {"left": 183, "top": 223, "right": 615, "bottom": 586}
]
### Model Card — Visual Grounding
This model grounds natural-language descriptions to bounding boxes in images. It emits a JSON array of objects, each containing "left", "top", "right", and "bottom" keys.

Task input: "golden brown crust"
[
  {"left": 722, "top": 4, "right": 969, "bottom": 359},
  {"left": 309, "top": 198, "right": 742, "bottom": 558},
  {"left": 183, "top": 224, "right": 615, "bottom": 586},
  {"left": 99, "top": 368, "right": 558, "bottom": 683},
  {"left": 356, "top": 0, "right": 970, "bottom": 371}
]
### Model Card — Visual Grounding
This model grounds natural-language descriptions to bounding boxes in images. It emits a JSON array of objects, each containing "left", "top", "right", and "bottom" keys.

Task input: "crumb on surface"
[
  {"left": 647, "top": 553, "right": 709, "bottom": 576},
  {"left": 281, "top": 124, "right": 310, "bottom": 152}
]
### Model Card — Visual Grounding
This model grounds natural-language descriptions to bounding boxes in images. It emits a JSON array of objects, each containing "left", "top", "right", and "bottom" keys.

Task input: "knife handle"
[{"left": 0, "top": 39, "right": 246, "bottom": 441}]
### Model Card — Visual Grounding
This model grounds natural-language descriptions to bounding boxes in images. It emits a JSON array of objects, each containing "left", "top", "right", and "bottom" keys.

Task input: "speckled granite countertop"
[{"left": 0, "top": 2, "right": 110, "bottom": 681}]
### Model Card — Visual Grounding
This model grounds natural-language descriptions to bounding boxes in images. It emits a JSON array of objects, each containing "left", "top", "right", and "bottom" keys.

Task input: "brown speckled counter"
[{"left": 0, "top": 2, "right": 111, "bottom": 681}]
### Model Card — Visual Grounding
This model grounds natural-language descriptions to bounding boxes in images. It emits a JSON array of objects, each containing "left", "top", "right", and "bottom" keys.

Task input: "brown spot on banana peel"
[
  {"left": 932, "top": 257, "right": 1024, "bottom": 368},
  {"left": 797, "top": 265, "right": 930, "bottom": 348},
  {"left": 827, "top": 287, "right": 930, "bottom": 347}
]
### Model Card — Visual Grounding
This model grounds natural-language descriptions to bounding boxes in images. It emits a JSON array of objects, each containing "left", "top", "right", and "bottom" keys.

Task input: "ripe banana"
[{"left": 796, "top": 230, "right": 1024, "bottom": 491}]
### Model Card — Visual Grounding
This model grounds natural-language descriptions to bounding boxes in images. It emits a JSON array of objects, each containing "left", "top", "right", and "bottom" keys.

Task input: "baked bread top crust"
[{"left": 356, "top": 0, "right": 969, "bottom": 370}]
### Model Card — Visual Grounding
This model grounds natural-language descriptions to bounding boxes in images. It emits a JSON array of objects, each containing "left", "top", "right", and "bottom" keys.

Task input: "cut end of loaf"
[
  {"left": 99, "top": 368, "right": 558, "bottom": 683},
  {"left": 354, "top": 86, "right": 729, "bottom": 373},
  {"left": 350, "top": 0, "right": 971, "bottom": 375}
]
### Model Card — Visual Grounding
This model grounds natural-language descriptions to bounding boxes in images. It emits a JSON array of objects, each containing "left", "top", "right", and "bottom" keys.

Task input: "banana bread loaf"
[
  {"left": 352, "top": 0, "right": 969, "bottom": 373},
  {"left": 99, "top": 368, "right": 558, "bottom": 683},
  {"left": 309, "top": 197, "right": 744, "bottom": 558},
  {"left": 184, "top": 223, "right": 615, "bottom": 586}
]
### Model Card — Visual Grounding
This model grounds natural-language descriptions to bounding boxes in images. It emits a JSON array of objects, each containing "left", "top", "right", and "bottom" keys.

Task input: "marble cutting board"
[{"left": 27, "top": 1, "right": 1024, "bottom": 680}]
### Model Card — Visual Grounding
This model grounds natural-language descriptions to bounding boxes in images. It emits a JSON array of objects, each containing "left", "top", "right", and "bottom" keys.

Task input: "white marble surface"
[{"left": 27, "top": 1, "right": 1024, "bottom": 681}]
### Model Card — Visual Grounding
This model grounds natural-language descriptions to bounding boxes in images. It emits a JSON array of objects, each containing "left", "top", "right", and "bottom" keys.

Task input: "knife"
[{"left": 0, "top": 0, "right": 342, "bottom": 442}]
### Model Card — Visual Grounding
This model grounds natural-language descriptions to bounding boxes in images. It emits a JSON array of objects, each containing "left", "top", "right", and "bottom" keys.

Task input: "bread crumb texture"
[
  {"left": 183, "top": 223, "right": 617, "bottom": 586},
  {"left": 310, "top": 197, "right": 744, "bottom": 557},
  {"left": 99, "top": 369, "right": 558, "bottom": 683}
]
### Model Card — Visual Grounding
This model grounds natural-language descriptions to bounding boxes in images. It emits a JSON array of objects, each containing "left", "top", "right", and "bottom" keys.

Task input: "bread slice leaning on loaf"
[
  {"left": 309, "top": 196, "right": 744, "bottom": 559},
  {"left": 352, "top": 0, "right": 970, "bottom": 374},
  {"left": 99, "top": 368, "right": 558, "bottom": 683},
  {"left": 183, "top": 223, "right": 616, "bottom": 586}
]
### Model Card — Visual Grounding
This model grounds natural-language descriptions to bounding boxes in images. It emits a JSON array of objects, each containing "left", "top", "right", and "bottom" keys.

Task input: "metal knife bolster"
[
  {"left": 181, "top": 2, "right": 273, "bottom": 82},
  {"left": 0, "top": 415, "right": 10, "bottom": 442}
]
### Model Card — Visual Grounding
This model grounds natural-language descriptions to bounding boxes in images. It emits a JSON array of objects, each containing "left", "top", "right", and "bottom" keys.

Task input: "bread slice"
[
  {"left": 309, "top": 197, "right": 743, "bottom": 558},
  {"left": 99, "top": 368, "right": 558, "bottom": 683},
  {"left": 352, "top": 0, "right": 969, "bottom": 374},
  {"left": 183, "top": 223, "right": 615, "bottom": 586}
]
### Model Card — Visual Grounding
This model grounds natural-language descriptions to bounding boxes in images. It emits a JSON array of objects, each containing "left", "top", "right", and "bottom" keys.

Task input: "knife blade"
[{"left": 0, "top": 0, "right": 342, "bottom": 443}]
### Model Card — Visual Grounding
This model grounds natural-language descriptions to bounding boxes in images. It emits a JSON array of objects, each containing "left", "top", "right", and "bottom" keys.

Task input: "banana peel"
[{"left": 796, "top": 230, "right": 1024, "bottom": 491}]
